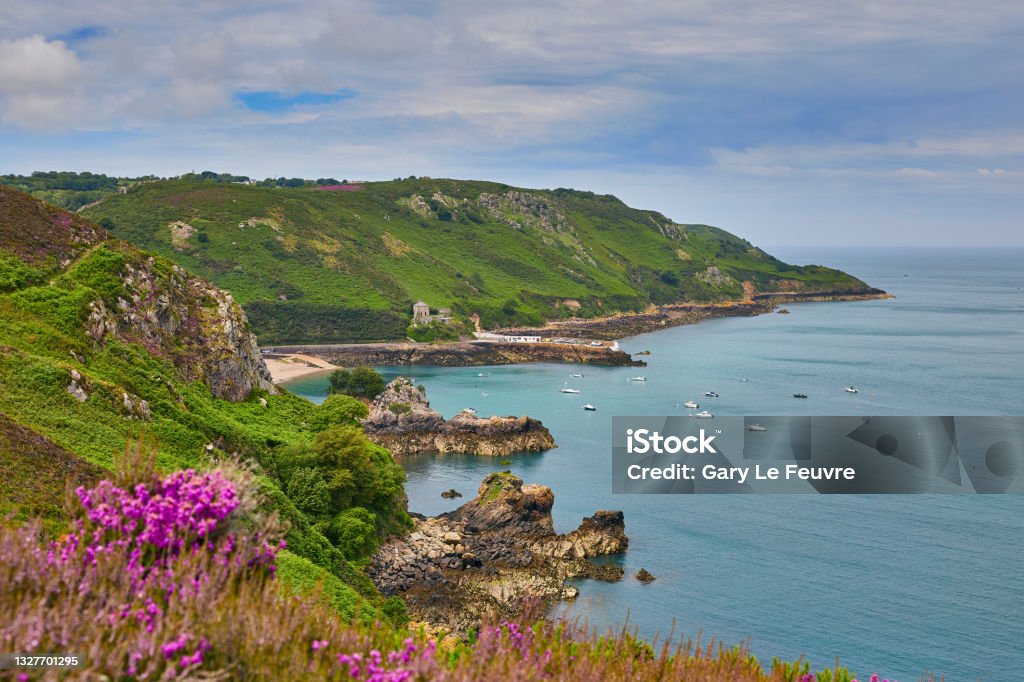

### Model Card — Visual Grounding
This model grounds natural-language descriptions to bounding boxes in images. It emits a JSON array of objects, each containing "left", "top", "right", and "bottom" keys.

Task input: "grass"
[
  {"left": 0, "top": 185, "right": 408, "bottom": 614},
  {"left": 79, "top": 177, "right": 873, "bottom": 343}
]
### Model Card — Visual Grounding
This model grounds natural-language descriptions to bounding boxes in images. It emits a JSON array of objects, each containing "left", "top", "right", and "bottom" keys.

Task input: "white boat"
[
  {"left": 476, "top": 372, "right": 489, "bottom": 377},
  {"left": 738, "top": 378, "right": 749, "bottom": 382},
  {"left": 703, "top": 391, "right": 719, "bottom": 398},
  {"left": 693, "top": 410, "right": 715, "bottom": 418},
  {"left": 844, "top": 386, "right": 859, "bottom": 394},
  {"left": 480, "top": 392, "right": 489, "bottom": 397},
  {"left": 560, "top": 388, "right": 581, "bottom": 394},
  {"left": 582, "top": 404, "right": 597, "bottom": 411},
  {"left": 745, "top": 423, "right": 767, "bottom": 432},
  {"left": 570, "top": 373, "right": 584, "bottom": 378},
  {"left": 683, "top": 401, "right": 699, "bottom": 409},
  {"left": 629, "top": 376, "right": 647, "bottom": 382}
]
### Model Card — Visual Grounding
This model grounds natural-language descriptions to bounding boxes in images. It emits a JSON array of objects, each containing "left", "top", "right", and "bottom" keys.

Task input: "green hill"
[
  {"left": 77, "top": 177, "right": 874, "bottom": 343},
  {"left": 0, "top": 185, "right": 408, "bottom": 614}
]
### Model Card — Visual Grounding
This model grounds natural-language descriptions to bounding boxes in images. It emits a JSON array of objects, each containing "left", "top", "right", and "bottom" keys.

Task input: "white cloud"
[{"left": 0, "top": 34, "right": 84, "bottom": 130}]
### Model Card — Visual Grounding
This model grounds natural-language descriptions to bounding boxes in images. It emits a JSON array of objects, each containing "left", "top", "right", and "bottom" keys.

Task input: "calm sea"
[{"left": 286, "top": 247, "right": 1024, "bottom": 681}]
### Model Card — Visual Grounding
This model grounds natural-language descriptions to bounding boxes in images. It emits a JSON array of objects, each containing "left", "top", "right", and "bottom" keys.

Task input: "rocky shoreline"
[
  {"left": 370, "top": 472, "right": 627, "bottom": 635},
  {"left": 362, "top": 377, "right": 555, "bottom": 456},
  {"left": 498, "top": 288, "right": 892, "bottom": 340},
  {"left": 265, "top": 289, "right": 889, "bottom": 364},
  {"left": 266, "top": 340, "right": 644, "bottom": 367}
]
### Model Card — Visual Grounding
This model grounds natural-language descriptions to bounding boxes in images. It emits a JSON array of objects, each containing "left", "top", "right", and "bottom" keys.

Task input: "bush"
[
  {"left": 388, "top": 402, "right": 411, "bottom": 415},
  {"left": 381, "top": 595, "right": 408, "bottom": 627},
  {"left": 328, "top": 367, "right": 386, "bottom": 400},
  {"left": 328, "top": 507, "right": 378, "bottom": 559},
  {"left": 285, "top": 466, "right": 331, "bottom": 518},
  {"left": 310, "top": 394, "right": 368, "bottom": 432}
]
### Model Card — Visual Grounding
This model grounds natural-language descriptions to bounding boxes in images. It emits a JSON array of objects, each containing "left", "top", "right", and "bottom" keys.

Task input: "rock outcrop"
[
  {"left": 83, "top": 254, "right": 274, "bottom": 402},
  {"left": 362, "top": 378, "right": 555, "bottom": 456},
  {"left": 371, "top": 472, "right": 627, "bottom": 634},
  {"left": 0, "top": 185, "right": 274, "bottom": 403}
]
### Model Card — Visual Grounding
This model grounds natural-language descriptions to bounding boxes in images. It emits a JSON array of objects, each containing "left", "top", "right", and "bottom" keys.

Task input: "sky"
[{"left": 1, "top": 1, "right": 1022, "bottom": 246}]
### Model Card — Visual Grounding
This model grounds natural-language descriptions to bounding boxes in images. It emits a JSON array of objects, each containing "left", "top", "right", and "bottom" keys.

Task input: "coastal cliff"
[
  {"left": 362, "top": 378, "right": 555, "bottom": 456},
  {"left": 371, "top": 472, "right": 627, "bottom": 634}
]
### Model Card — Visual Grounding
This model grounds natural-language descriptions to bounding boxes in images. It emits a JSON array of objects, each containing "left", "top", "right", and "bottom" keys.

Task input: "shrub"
[
  {"left": 328, "top": 507, "right": 379, "bottom": 559},
  {"left": 328, "top": 366, "right": 386, "bottom": 400},
  {"left": 310, "top": 393, "right": 369, "bottom": 432},
  {"left": 388, "top": 402, "right": 411, "bottom": 415},
  {"left": 285, "top": 466, "right": 331, "bottom": 518}
]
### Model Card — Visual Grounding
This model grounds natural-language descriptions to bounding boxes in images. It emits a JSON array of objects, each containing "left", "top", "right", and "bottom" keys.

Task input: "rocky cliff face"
[
  {"left": 370, "top": 472, "right": 627, "bottom": 634},
  {"left": 0, "top": 185, "right": 273, "bottom": 403},
  {"left": 362, "top": 378, "right": 555, "bottom": 456},
  {"left": 84, "top": 252, "right": 274, "bottom": 401}
]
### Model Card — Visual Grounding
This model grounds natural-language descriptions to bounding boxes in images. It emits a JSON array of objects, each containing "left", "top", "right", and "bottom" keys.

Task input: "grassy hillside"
[
  {"left": 0, "top": 185, "right": 408, "bottom": 615},
  {"left": 79, "top": 177, "right": 873, "bottom": 343}
]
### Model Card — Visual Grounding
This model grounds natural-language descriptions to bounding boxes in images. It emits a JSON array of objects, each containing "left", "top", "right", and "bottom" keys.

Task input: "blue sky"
[{"left": 1, "top": 1, "right": 1021, "bottom": 246}]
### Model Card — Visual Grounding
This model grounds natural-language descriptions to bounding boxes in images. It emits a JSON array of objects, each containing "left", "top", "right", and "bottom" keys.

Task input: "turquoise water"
[{"left": 286, "top": 247, "right": 1024, "bottom": 681}]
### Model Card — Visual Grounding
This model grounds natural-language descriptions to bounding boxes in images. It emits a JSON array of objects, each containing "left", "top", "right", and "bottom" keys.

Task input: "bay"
[{"left": 286, "top": 247, "right": 1024, "bottom": 681}]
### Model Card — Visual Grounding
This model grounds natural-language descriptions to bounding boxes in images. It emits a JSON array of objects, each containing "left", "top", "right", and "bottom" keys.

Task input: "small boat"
[
  {"left": 560, "top": 388, "right": 581, "bottom": 394},
  {"left": 745, "top": 423, "right": 767, "bottom": 432},
  {"left": 582, "top": 404, "right": 597, "bottom": 411},
  {"left": 476, "top": 372, "right": 489, "bottom": 377},
  {"left": 570, "top": 373, "right": 584, "bottom": 378},
  {"left": 792, "top": 393, "right": 808, "bottom": 399},
  {"left": 683, "top": 400, "right": 699, "bottom": 409},
  {"left": 629, "top": 376, "right": 647, "bottom": 382},
  {"left": 844, "top": 386, "right": 859, "bottom": 394},
  {"left": 738, "top": 378, "right": 749, "bottom": 382},
  {"left": 703, "top": 391, "right": 719, "bottom": 398},
  {"left": 480, "top": 392, "right": 489, "bottom": 397},
  {"left": 693, "top": 410, "right": 715, "bottom": 419},
  {"left": 463, "top": 407, "right": 478, "bottom": 415}
]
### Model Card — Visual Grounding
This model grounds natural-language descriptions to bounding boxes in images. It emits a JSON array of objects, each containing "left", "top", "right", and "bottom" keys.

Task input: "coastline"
[
  {"left": 496, "top": 288, "right": 892, "bottom": 340},
  {"left": 264, "top": 354, "right": 337, "bottom": 383},
  {"left": 260, "top": 289, "right": 891, "bottom": 367}
]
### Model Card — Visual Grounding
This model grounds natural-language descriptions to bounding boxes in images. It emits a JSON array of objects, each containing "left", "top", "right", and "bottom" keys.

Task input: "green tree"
[
  {"left": 328, "top": 507, "right": 378, "bottom": 558},
  {"left": 328, "top": 366, "right": 386, "bottom": 400}
]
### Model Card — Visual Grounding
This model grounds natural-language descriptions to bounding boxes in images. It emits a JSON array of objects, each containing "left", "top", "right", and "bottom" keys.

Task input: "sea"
[{"left": 285, "top": 247, "right": 1024, "bottom": 682}]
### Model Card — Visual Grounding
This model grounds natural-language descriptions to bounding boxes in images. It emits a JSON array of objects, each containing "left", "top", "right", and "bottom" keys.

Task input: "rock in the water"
[
  {"left": 370, "top": 472, "right": 627, "bottom": 635},
  {"left": 362, "top": 378, "right": 555, "bottom": 456},
  {"left": 635, "top": 568, "right": 656, "bottom": 583},
  {"left": 441, "top": 488, "right": 463, "bottom": 499}
]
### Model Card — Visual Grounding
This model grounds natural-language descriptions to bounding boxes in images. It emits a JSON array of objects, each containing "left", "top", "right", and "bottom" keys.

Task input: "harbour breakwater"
[{"left": 264, "top": 340, "right": 644, "bottom": 367}]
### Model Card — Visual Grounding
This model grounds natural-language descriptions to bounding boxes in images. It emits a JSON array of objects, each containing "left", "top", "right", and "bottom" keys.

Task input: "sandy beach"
[{"left": 264, "top": 354, "right": 337, "bottom": 383}]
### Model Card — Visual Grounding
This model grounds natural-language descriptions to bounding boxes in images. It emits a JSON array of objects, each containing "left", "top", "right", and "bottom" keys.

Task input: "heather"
[
  {"left": 0, "top": 185, "right": 409, "bottom": 613},
  {"left": 0, "top": 461, "right": 925, "bottom": 681}
]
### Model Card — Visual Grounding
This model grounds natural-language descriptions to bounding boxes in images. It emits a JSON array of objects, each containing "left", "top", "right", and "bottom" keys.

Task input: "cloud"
[
  {"left": 0, "top": 0, "right": 1021, "bottom": 244},
  {"left": 0, "top": 34, "right": 84, "bottom": 130}
]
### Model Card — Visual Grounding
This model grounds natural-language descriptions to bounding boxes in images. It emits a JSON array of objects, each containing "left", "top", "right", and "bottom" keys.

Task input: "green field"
[{"left": 73, "top": 177, "right": 871, "bottom": 343}]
